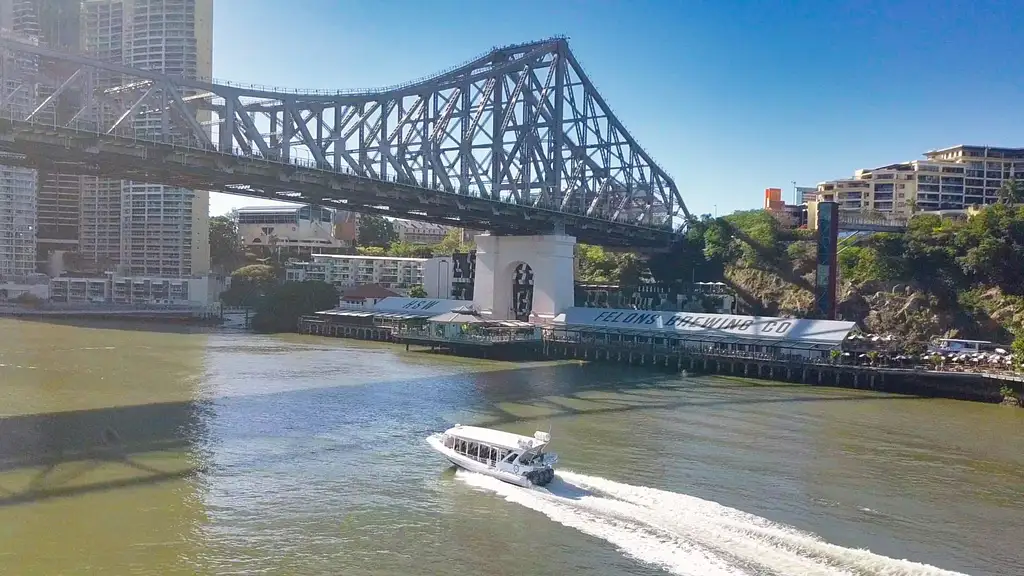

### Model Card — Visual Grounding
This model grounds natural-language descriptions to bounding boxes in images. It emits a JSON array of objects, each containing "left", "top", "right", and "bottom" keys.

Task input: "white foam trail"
[
  {"left": 457, "top": 470, "right": 745, "bottom": 576},
  {"left": 456, "top": 469, "right": 968, "bottom": 576}
]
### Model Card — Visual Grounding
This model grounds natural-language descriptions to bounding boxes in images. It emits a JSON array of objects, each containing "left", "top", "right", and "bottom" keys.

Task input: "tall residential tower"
[
  {"left": 0, "top": 6, "right": 39, "bottom": 278},
  {"left": 0, "top": 0, "right": 212, "bottom": 277},
  {"left": 81, "top": 0, "right": 213, "bottom": 276},
  {"left": 0, "top": 0, "right": 82, "bottom": 274}
]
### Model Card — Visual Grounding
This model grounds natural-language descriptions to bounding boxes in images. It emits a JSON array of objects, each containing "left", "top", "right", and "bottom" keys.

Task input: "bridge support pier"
[{"left": 472, "top": 233, "right": 576, "bottom": 321}]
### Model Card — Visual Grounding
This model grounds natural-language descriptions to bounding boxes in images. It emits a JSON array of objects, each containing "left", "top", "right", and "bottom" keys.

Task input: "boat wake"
[{"left": 455, "top": 469, "right": 967, "bottom": 576}]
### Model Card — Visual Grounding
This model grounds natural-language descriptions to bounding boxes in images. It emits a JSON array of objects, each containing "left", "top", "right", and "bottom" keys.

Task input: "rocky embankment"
[{"left": 725, "top": 265, "right": 1024, "bottom": 349}]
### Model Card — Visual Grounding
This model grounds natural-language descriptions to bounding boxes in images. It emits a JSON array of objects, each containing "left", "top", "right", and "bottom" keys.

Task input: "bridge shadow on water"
[
  {"left": 0, "top": 362, "right": 925, "bottom": 507},
  {"left": 460, "top": 363, "right": 926, "bottom": 428},
  {"left": 0, "top": 399, "right": 212, "bottom": 507}
]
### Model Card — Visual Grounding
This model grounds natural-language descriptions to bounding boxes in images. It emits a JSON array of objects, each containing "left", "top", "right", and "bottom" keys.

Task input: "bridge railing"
[{"left": 1, "top": 35, "right": 568, "bottom": 98}]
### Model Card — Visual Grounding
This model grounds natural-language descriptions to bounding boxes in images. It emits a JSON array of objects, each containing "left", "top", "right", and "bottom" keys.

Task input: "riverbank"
[
  {"left": 0, "top": 304, "right": 220, "bottom": 324},
  {"left": 297, "top": 317, "right": 1024, "bottom": 406}
]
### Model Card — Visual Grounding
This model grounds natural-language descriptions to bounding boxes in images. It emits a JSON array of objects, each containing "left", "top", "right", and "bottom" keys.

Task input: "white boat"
[{"left": 426, "top": 424, "right": 558, "bottom": 487}]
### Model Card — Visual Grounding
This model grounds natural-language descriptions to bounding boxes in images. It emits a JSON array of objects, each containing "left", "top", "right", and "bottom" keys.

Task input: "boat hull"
[{"left": 426, "top": 434, "right": 546, "bottom": 488}]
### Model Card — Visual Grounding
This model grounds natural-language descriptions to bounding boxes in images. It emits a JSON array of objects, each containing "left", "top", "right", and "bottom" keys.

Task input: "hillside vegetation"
[
  {"left": 575, "top": 200, "right": 1024, "bottom": 350},
  {"left": 688, "top": 204, "right": 1024, "bottom": 349}
]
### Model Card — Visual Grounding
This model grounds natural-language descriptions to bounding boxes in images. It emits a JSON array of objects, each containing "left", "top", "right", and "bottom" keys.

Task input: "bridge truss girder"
[{"left": 0, "top": 36, "right": 688, "bottom": 242}]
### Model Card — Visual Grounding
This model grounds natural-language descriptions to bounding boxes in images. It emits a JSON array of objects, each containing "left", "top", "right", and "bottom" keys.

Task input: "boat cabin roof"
[{"left": 444, "top": 425, "right": 546, "bottom": 451}]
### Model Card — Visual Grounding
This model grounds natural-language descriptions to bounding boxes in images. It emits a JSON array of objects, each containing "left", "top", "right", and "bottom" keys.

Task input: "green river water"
[{"left": 0, "top": 318, "right": 1021, "bottom": 575}]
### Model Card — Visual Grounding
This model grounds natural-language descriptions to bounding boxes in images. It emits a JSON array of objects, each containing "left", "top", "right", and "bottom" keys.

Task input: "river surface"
[{"left": 0, "top": 318, "right": 1021, "bottom": 576}]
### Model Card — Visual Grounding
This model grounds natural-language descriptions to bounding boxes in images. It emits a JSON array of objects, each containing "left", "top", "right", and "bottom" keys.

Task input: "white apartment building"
[
  {"left": 50, "top": 273, "right": 222, "bottom": 308},
  {"left": 286, "top": 254, "right": 426, "bottom": 292},
  {"left": 0, "top": 1, "right": 84, "bottom": 271},
  {"left": 119, "top": 0, "right": 212, "bottom": 277},
  {"left": 817, "top": 145, "right": 1024, "bottom": 216},
  {"left": 236, "top": 205, "right": 349, "bottom": 255},
  {"left": 79, "top": 0, "right": 128, "bottom": 269},
  {"left": 394, "top": 219, "right": 451, "bottom": 244},
  {"left": 77, "top": 0, "right": 213, "bottom": 277},
  {"left": 0, "top": 29, "right": 38, "bottom": 279}
]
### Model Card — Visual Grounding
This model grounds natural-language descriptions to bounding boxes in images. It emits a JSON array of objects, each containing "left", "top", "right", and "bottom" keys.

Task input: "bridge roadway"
[{"left": 0, "top": 118, "right": 676, "bottom": 248}]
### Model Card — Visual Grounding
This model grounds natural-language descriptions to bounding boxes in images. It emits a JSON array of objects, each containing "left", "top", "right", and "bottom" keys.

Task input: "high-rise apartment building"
[
  {"left": 79, "top": 0, "right": 213, "bottom": 277},
  {"left": 817, "top": 146, "right": 1024, "bottom": 216},
  {"left": 78, "top": 0, "right": 127, "bottom": 270},
  {"left": 0, "top": 0, "right": 83, "bottom": 272},
  {"left": 119, "top": 0, "right": 212, "bottom": 277},
  {"left": 0, "top": 20, "right": 38, "bottom": 278}
]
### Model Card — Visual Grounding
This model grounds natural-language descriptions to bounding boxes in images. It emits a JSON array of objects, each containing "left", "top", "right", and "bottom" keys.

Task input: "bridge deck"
[{"left": 0, "top": 119, "right": 677, "bottom": 247}]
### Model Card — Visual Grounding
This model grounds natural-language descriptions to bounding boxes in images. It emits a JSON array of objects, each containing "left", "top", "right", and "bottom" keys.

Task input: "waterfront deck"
[
  {"left": 298, "top": 315, "right": 395, "bottom": 341},
  {"left": 540, "top": 332, "right": 1020, "bottom": 403},
  {"left": 393, "top": 320, "right": 541, "bottom": 359},
  {"left": 295, "top": 312, "right": 1022, "bottom": 403}
]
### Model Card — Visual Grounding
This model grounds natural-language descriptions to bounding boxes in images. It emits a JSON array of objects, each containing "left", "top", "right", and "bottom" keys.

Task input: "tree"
[
  {"left": 221, "top": 264, "right": 278, "bottom": 307},
  {"left": 251, "top": 281, "right": 339, "bottom": 333},
  {"left": 386, "top": 241, "right": 435, "bottom": 258},
  {"left": 997, "top": 178, "right": 1024, "bottom": 205},
  {"left": 387, "top": 241, "right": 415, "bottom": 257},
  {"left": 232, "top": 264, "right": 277, "bottom": 283},
  {"left": 647, "top": 218, "right": 721, "bottom": 283},
  {"left": 1011, "top": 334, "right": 1024, "bottom": 371},
  {"left": 432, "top": 228, "right": 472, "bottom": 256},
  {"left": 409, "top": 285, "right": 427, "bottom": 298},
  {"left": 614, "top": 252, "right": 643, "bottom": 293},
  {"left": 356, "top": 246, "right": 387, "bottom": 256},
  {"left": 409, "top": 245, "right": 436, "bottom": 258},
  {"left": 575, "top": 244, "right": 619, "bottom": 283},
  {"left": 209, "top": 215, "right": 244, "bottom": 274},
  {"left": 357, "top": 214, "right": 398, "bottom": 247}
]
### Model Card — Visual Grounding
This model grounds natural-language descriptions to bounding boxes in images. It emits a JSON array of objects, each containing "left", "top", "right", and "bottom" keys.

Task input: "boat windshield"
[{"left": 520, "top": 452, "right": 549, "bottom": 465}]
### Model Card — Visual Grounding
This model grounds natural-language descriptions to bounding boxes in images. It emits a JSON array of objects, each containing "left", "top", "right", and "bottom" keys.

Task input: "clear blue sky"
[{"left": 208, "top": 0, "right": 1024, "bottom": 218}]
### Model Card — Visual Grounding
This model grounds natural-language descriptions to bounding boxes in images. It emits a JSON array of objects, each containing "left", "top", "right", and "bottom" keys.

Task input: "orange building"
[
  {"left": 763, "top": 187, "right": 807, "bottom": 229},
  {"left": 763, "top": 187, "right": 785, "bottom": 211}
]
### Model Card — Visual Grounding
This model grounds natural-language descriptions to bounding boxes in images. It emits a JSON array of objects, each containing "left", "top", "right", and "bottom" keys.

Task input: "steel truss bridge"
[{"left": 0, "top": 36, "right": 689, "bottom": 247}]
